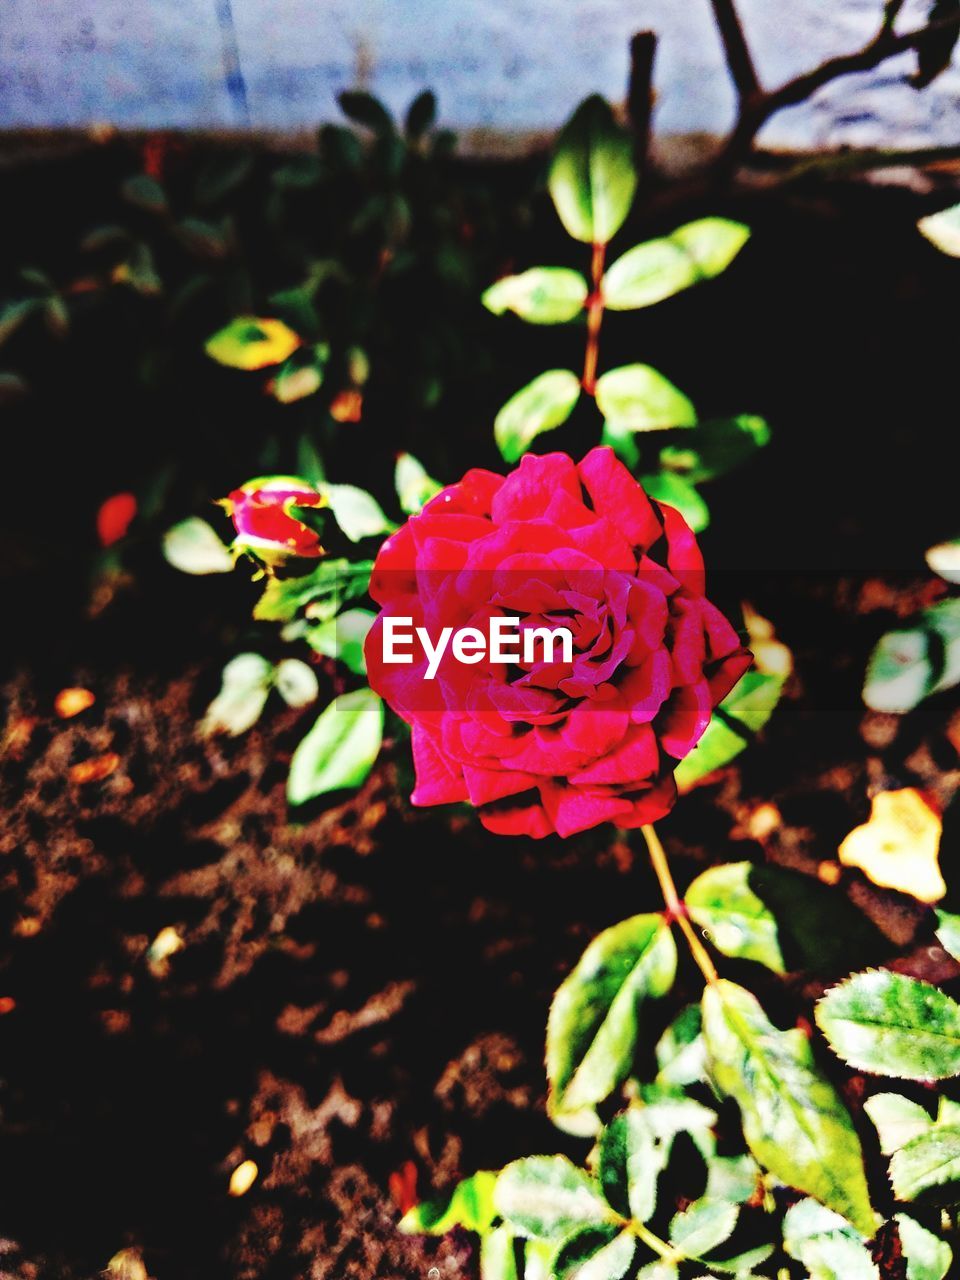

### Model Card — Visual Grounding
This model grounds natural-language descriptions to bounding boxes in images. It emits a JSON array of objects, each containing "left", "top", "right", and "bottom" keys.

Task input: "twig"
[
  {"left": 714, "top": 1, "right": 960, "bottom": 180},
  {"left": 627, "top": 31, "right": 658, "bottom": 178},
  {"left": 708, "top": 0, "right": 761, "bottom": 103},
  {"left": 640, "top": 825, "right": 718, "bottom": 986}
]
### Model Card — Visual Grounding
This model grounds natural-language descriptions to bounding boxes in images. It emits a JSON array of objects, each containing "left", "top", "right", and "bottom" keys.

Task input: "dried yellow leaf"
[
  {"left": 228, "top": 1158, "right": 258, "bottom": 1197},
  {"left": 839, "top": 788, "right": 944, "bottom": 903},
  {"left": 105, "top": 1247, "right": 149, "bottom": 1280}
]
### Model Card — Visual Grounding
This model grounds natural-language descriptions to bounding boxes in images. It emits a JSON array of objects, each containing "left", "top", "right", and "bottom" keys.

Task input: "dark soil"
[{"left": 1, "top": 144, "right": 960, "bottom": 1279}]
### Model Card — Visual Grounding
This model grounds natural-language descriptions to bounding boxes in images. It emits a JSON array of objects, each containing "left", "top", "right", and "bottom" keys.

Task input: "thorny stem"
[
  {"left": 581, "top": 241, "right": 606, "bottom": 396},
  {"left": 640, "top": 824, "right": 719, "bottom": 986}
]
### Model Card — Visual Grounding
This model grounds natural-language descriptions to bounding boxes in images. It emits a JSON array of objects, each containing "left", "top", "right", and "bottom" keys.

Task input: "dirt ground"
[{"left": 2, "top": 155, "right": 960, "bottom": 1278}]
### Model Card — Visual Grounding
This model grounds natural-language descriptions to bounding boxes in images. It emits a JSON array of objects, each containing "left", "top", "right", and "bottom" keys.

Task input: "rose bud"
[
  {"left": 222, "top": 475, "right": 325, "bottom": 565},
  {"left": 365, "top": 448, "right": 751, "bottom": 839}
]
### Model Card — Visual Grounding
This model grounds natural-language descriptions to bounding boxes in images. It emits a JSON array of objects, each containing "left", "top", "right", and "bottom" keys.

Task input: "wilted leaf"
[
  {"left": 163, "top": 517, "right": 235, "bottom": 575},
  {"left": 269, "top": 346, "right": 329, "bottom": 403},
  {"left": 70, "top": 753, "right": 121, "bottom": 784},
  {"left": 702, "top": 979, "right": 875, "bottom": 1236},
  {"left": 547, "top": 914, "right": 677, "bottom": 1133},
  {"left": 548, "top": 96, "right": 637, "bottom": 245},
  {"left": 228, "top": 1159, "right": 258, "bottom": 1197},
  {"left": 200, "top": 653, "right": 273, "bottom": 737},
  {"left": 494, "top": 1156, "right": 609, "bottom": 1241},
  {"left": 838, "top": 788, "right": 944, "bottom": 903},
  {"left": 483, "top": 268, "right": 588, "bottom": 324},
  {"left": 274, "top": 658, "right": 319, "bottom": 708},
  {"left": 55, "top": 688, "right": 95, "bottom": 719},
  {"left": 817, "top": 970, "right": 960, "bottom": 1080},
  {"left": 685, "top": 862, "right": 785, "bottom": 973},
  {"left": 925, "top": 538, "right": 960, "bottom": 584},
  {"left": 936, "top": 910, "right": 960, "bottom": 964},
  {"left": 495, "top": 369, "right": 581, "bottom": 463},
  {"left": 595, "top": 364, "right": 696, "bottom": 433},
  {"left": 205, "top": 316, "right": 300, "bottom": 370},
  {"left": 287, "top": 688, "right": 383, "bottom": 805},
  {"left": 782, "top": 1198, "right": 878, "bottom": 1280},
  {"left": 395, "top": 452, "right": 442, "bottom": 514},
  {"left": 913, "top": 0, "right": 960, "bottom": 89},
  {"left": 896, "top": 1212, "right": 953, "bottom": 1280}
]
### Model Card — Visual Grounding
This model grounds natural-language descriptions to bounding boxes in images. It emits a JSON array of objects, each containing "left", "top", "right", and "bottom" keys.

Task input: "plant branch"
[
  {"left": 640, "top": 824, "right": 718, "bottom": 986},
  {"left": 714, "top": 0, "right": 960, "bottom": 179},
  {"left": 709, "top": 0, "right": 761, "bottom": 103},
  {"left": 581, "top": 241, "right": 606, "bottom": 396},
  {"left": 627, "top": 31, "right": 658, "bottom": 178}
]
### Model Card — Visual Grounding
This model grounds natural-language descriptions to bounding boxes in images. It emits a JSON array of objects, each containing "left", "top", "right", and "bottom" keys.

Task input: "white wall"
[{"left": 1, "top": 0, "right": 958, "bottom": 150}]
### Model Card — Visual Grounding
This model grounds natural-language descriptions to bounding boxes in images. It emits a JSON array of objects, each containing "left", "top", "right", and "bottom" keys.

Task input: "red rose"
[
  {"left": 365, "top": 448, "right": 750, "bottom": 838},
  {"left": 223, "top": 475, "right": 324, "bottom": 565}
]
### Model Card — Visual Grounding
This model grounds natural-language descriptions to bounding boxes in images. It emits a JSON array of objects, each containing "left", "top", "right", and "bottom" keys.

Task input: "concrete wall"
[{"left": 1, "top": 0, "right": 958, "bottom": 150}]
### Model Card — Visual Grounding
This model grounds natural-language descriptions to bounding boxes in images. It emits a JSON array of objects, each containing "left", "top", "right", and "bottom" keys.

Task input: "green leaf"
[
  {"left": 494, "top": 1156, "right": 611, "bottom": 1241},
  {"left": 782, "top": 1198, "right": 879, "bottom": 1280},
  {"left": 669, "top": 218, "right": 751, "bottom": 277},
  {"left": 274, "top": 658, "right": 319, "bottom": 708},
  {"left": 0, "top": 298, "right": 40, "bottom": 346},
  {"left": 863, "top": 598, "right": 960, "bottom": 713},
  {"left": 655, "top": 1005, "right": 706, "bottom": 1087},
  {"left": 399, "top": 1170, "right": 498, "bottom": 1234},
  {"left": 162, "top": 517, "right": 235, "bottom": 575},
  {"left": 395, "top": 452, "right": 442, "bottom": 514},
  {"left": 601, "top": 239, "right": 698, "bottom": 310},
  {"left": 702, "top": 979, "right": 875, "bottom": 1236},
  {"left": 405, "top": 89, "right": 437, "bottom": 138},
  {"left": 122, "top": 174, "right": 168, "bottom": 214},
  {"left": 919, "top": 202, "right": 960, "bottom": 256},
  {"left": 640, "top": 473, "right": 710, "bottom": 534},
  {"left": 193, "top": 151, "right": 254, "bottom": 205},
  {"left": 595, "top": 365, "right": 696, "bottom": 433},
  {"left": 699, "top": 1244, "right": 773, "bottom": 1275},
  {"left": 546, "top": 914, "right": 677, "bottom": 1133},
  {"left": 0, "top": 371, "right": 27, "bottom": 403},
  {"left": 305, "top": 607, "right": 374, "bottom": 676},
  {"left": 480, "top": 1225, "right": 520, "bottom": 1280},
  {"left": 936, "top": 910, "right": 960, "bottom": 964},
  {"left": 685, "top": 863, "right": 785, "bottom": 973},
  {"left": 896, "top": 1213, "right": 953, "bottom": 1280},
  {"left": 816, "top": 971, "right": 960, "bottom": 1081},
  {"left": 200, "top": 653, "right": 273, "bottom": 737},
  {"left": 659, "top": 416, "right": 771, "bottom": 485},
  {"left": 600, "top": 418, "right": 641, "bottom": 470},
  {"left": 674, "top": 672, "right": 785, "bottom": 790},
  {"left": 254, "top": 559, "right": 372, "bottom": 624},
  {"left": 483, "top": 268, "right": 588, "bottom": 324},
  {"left": 205, "top": 315, "right": 300, "bottom": 370},
  {"left": 598, "top": 1109, "right": 660, "bottom": 1224},
  {"left": 635, "top": 1264, "right": 677, "bottom": 1280},
  {"left": 287, "top": 688, "right": 383, "bottom": 805},
  {"left": 668, "top": 1198, "right": 738, "bottom": 1259},
  {"left": 552, "top": 1226, "right": 635, "bottom": 1280},
  {"left": 548, "top": 96, "right": 637, "bottom": 245},
  {"left": 321, "top": 483, "right": 394, "bottom": 542},
  {"left": 863, "top": 1093, "right": 934, "bottom": 1155},
  {"left": 704, "top": 1154, "right": 761, "bottom": 1207},
  {"left": 338, "top": 90, "right": 394, "bottom": 135},
  {"left": 494, "top": 370, "right": 581, "bottom": 463},
  {"left": 890, "top": 1125, "right": 960, "bottom": 1201}
]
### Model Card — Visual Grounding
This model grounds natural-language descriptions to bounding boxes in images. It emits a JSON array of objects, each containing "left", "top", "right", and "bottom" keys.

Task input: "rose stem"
[
  {"left": 640, "top": 824, "right": 719, "bottom": 986},
  {"left": 581, "top": 241, "right": 606, "bottom": 396}
]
